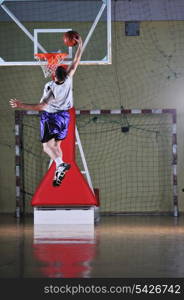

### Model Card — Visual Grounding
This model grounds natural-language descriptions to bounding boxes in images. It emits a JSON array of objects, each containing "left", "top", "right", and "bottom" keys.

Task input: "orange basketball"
[{"left": 63, "top": 31, "right": 79, "bottom": 47}]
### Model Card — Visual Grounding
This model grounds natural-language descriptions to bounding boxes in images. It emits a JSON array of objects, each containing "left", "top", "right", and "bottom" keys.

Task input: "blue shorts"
[{"left": 40, "top": 110, "right": 70, "bottom": 143}]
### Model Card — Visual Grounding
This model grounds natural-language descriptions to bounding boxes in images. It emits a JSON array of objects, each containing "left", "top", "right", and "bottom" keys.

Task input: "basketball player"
[{"left": 10, "top": 35, "right": 83, "bottom": 186}]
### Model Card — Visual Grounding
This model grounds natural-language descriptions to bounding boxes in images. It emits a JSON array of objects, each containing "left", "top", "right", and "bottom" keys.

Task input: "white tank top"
[{"left": 40, "top": 76, "right": 73, "bottom": 113}]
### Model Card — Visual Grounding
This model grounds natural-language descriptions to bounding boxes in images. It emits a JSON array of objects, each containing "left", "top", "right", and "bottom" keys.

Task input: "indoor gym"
[{"left": 1, "top": 0, "right": 184, "bottom": 284}]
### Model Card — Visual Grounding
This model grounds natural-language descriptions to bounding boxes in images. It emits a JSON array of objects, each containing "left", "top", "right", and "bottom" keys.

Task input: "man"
[{"left": 10, "top": 35, "right": 83, "bottom": 186}]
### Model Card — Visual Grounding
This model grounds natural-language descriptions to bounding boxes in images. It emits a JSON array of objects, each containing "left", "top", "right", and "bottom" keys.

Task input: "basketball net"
[{"left": 35, "top": 53, "right": 68, "bottom": 78}]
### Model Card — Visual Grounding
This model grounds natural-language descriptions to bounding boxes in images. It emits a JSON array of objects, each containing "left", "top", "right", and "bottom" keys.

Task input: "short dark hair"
[{"left": 55, "top": 66, "right": 67, "bottom": 82}]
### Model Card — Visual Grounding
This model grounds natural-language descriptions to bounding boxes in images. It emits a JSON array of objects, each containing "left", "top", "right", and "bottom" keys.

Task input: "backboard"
[{"left": 0, "top": 0, "right": 111, "bottom": 66}]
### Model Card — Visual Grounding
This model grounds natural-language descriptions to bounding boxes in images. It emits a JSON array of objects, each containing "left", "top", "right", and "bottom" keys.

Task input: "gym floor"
[{"left": 1, "top": 214, "right": 184, "bottom": 278}]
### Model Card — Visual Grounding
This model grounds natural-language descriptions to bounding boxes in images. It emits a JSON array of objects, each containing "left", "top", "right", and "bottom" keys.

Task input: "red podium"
[{"left": 31, "top": 108, "right": 98, "bottom": 224}]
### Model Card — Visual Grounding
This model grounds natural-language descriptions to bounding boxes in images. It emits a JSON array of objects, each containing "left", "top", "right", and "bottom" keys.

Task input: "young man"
[{"left": 10, "top": 35, "right": 83, "bottom": 186}]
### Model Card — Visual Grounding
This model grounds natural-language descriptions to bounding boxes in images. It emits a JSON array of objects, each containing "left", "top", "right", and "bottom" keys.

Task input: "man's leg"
[
  {"left": 42, "top": 138, "right": 62, "bottom": 161},
  {"left": 55, "top": 140, "right": 63, "bottom": 166},
  {"left": 43, "top": 138, "right": 70, "bottom": 186}
]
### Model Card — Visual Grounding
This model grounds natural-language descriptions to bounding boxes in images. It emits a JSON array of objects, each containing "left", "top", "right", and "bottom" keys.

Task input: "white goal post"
[{"left": 14, "top": 108, "right": 178, "bottom": 218}]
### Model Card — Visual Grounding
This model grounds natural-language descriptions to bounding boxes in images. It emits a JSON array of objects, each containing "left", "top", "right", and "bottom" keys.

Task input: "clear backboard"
[{"left": 0, "top": 0, "right": 111, "bottom": 66}]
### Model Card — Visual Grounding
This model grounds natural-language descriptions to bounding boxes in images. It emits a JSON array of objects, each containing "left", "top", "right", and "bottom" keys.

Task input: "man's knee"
[
  {"left": 43, "top": 142, "right": 51, "bottom": 153},
  {"left": 43, "top": 141, "right": 57, "bottom": 152}
]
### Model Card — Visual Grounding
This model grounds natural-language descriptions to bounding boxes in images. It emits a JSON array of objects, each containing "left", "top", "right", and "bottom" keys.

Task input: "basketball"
[{"left": 63, "top": 31, "right": 79, "bottom": 47}]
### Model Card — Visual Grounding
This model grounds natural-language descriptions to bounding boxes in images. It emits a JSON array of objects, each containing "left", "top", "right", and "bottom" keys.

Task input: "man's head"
[{"left": 55, "top": 66, "right": 67, "bottom": 83}]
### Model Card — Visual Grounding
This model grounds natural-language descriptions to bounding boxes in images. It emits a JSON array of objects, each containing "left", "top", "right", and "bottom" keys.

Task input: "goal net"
[{"left": 15, "top": 108, "right": 177, "bottom": 216}]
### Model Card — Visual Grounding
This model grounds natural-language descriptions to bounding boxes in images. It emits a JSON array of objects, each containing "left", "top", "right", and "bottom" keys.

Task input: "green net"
[{"left": 20, "top": 111, "right": 174, "bottom": 215}]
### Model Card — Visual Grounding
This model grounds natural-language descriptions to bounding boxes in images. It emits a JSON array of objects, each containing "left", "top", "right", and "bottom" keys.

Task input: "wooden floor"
[{"left": 0, "top": 214, "right": 184, "bottom": 278}]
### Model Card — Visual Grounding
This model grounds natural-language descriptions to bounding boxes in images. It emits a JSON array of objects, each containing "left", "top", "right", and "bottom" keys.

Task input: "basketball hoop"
[{"left": 35, "top": 53, "right": 68, "bottom": 78}]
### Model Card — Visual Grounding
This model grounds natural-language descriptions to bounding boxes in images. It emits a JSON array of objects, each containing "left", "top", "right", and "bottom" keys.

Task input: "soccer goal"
[{"left": 14, "top": 108, "right": 178, "bottom": 217}]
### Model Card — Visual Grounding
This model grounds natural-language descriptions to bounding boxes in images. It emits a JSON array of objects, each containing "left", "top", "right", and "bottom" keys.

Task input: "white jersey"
[{"left": 40, "top": 76, "right": 73, "bottom": 113}]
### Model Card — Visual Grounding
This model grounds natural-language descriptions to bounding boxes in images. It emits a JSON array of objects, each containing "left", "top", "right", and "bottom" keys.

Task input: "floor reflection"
[{"left": 33, "top": 225, "right": 97, "bottom": 278}]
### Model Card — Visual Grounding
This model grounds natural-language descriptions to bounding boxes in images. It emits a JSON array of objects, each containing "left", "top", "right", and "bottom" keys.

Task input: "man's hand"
[
  {"left": 74, "top": 35, "right": 82, "bottom": 48},
  {"left": 67, "top": 35, "right": 83, "bottom": 77},
  {"left": 9, "top": 98, "right": 22, "bottom": 109},
  {"left": 9, "top": 98, "right": 47, "bottom": 111}
]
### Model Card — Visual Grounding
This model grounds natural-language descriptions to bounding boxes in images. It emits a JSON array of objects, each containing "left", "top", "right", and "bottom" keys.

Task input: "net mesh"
[
  {"left": 0, "top": 0, "right": 181, "bottom": 214},
  {"left": 76, "top": 112, "right": 174, "bottom": 214},
  {"left": 21, "top": 111, "right": 174, "bottom": 214},
  {"left": 35, "top": 53, "right": 68, "bottom": 78}
]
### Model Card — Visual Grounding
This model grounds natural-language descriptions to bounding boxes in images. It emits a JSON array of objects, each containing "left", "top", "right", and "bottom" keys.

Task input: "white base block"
[
  {"left": 34, "top": 207, "right": 95, "bottom": 225},
  {"left": 34, "top": 224, "right": 95, "bottom": 242}
]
